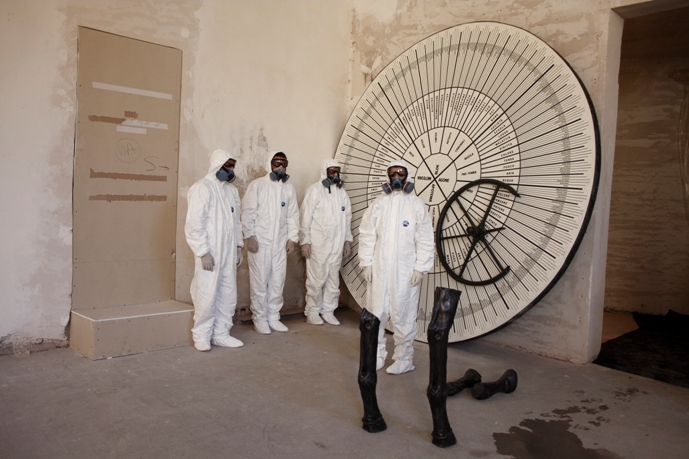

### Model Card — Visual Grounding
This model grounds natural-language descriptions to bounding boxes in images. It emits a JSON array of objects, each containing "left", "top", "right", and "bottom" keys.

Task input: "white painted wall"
[
  {"left": 0, "top": 0, "right": 652, "bottom": 362},
  {"left": 0, "top": 0, "right": 351, "bottom": 352}
]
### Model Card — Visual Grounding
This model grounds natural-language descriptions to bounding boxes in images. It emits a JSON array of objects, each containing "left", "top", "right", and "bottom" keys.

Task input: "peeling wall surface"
[
  {"left": 0, "top": 0, "right": 653, "bottom": 362},
  {"left": 0, "top": 0, "right": 351, "bottom": 353},
  {"left": 606, "top": 60, "right": 689, "bottom": 315}
]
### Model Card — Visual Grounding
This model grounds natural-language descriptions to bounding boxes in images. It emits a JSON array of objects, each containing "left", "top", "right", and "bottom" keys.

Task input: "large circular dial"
[{"left": 336, "top": 22, "right": 600, "bottom": 342}]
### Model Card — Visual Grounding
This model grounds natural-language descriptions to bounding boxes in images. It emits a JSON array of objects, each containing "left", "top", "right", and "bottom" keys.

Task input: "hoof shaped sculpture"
[
  {"left": 427, "top": 287, "right": 462, "bottom": 448},
  {"left": 471, "top": 369, "right": 518, "bottom": 400},
  {"left": 446, "top": 368, "right": 482, "bottom": 397},
  {"left": 358, "top": 309, "right": 387, "bottom": 433}
]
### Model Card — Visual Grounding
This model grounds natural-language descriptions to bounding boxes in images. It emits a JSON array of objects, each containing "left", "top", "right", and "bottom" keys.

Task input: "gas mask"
[
  {"left": 269, "top": 155, "right": 290, "bottom": 182},
  {"left": 382, "top": 166, "right": 414, "bottom": 194},
  {"left": 216, "top": 159, "right": 236, "bottom": 182},
  {"left": 321, "top": 167, "right": 343, "bottom": 193}
]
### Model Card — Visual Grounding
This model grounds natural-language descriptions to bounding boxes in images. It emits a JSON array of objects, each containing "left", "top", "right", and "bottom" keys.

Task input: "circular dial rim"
[{"left": 336, "top": 21, "right": 600, "bottom": 342}]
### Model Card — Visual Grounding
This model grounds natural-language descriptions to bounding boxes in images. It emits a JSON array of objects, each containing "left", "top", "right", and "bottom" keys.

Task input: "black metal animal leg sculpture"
[
  {"left": 358, "top": 309, "right": 387, "bottom": 433},
  {"left": 446, "top": 368, "right": 482, "bottom": 397},
  {"left": 471, "top": 369, "right": 518, "bottom": 400},
  {"left": 427, "top": 287, "right": 462, "bottom": 448}
]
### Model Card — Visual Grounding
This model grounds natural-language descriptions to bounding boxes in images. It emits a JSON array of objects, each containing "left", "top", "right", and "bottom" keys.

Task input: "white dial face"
[{"left": 337, "top": 22, "right": 599, "bottom": 342}]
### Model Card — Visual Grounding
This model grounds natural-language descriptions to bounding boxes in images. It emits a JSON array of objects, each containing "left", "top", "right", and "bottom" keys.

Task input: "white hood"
[
  {"left": 206, "top": 149, "right": 236, "bottom": 177},
  {"left": 321, "top": 159, "right": 341, "bottom": 181}
]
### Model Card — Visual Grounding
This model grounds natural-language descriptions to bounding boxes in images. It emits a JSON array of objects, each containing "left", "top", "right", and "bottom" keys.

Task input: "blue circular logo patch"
[
  {"left": 231, "top": 206, "right": 234, "bottom": 212},
  {"left": 341, "top": 206, "right": 345, "bottom": 211},
  {"left": 281, "top": 202, "right": 286, "bottom": 207},
  {"left": 403, "top": 220, "right": 409, "bottom": 227}
]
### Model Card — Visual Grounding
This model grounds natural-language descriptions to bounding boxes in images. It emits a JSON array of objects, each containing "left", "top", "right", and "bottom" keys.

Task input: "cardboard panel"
[{"left": 73, "top": 27, "right": 182, "bottom": 309}]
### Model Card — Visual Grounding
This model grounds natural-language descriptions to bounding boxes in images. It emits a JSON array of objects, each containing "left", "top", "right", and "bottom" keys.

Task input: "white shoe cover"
[
  {"left": 306, "top": 313, "right": 324, "bottom": 325},
  {"left": 211, "top": 335, "right": 244, "bottom": 348},
  {"left": 269, "top": 320, "right": 289, "bottom": 332},
  {"left": 254, "top": 321, "right": 272, "bottom": 335},
  {"left": 321, "top": 313, "right": 340, "bottom": 326},
  {"left": 194, "top": 340, "right": 211, "bottom": 352},
  {"left": 376, "top": 356, "right": 386, "bottom": 371},
  {"left": 386, "top": 359, "right": 415, "bottom": 375}
]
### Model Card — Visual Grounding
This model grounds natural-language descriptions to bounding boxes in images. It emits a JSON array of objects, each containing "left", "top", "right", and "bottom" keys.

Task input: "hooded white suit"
[
  {"left": 185, "top": 149, "right": 243, "bottom": 345},
  {"left": 242, "top": 154, "right": 300, "bottom": 325},
  {"left": 300, "top": 159, "right": 353, "bottom": 318},
  {"left": 358, "top": 159, "right": 435, "bottom": 369}
]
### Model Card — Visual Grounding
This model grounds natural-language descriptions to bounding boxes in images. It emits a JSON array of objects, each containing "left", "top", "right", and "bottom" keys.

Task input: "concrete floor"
[{"left": 2, "top": 308, "right": 688, "bottom": 459}]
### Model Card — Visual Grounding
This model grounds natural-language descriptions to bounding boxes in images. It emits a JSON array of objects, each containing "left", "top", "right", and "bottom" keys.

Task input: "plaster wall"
[
  {"left": 0, "top": 0, "right": 351, "bottom": 353},
  {"left": 605, "top": 56, "right": 689, "bottom": 315},
  {"left": 347, "top": 0, "right": 640, "bottom": 363}
]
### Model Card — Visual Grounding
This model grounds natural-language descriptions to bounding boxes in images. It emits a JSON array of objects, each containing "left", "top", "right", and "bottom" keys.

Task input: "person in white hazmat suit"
[
  {"left": 300, "top": 159, "right": 353, "bottom": 326},
  {"left": 185, "top": 149, "right": 245, "bottom": 351},
  {"left": 242, "top": 152, "right": 300, "bottom": 334},
  {"left": 358, "top": 160, "right": 434, "bottom": 374}
]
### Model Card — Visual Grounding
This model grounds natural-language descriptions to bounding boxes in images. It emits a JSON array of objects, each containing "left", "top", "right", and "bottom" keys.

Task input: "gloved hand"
[
  {"left": 410, "top": 270, "right": 423, "bottom": 286},
  {"left": 236, "top": 247, "right": 243, "bottom": 267},
  {"left": 201, "top": 253, "right": 214, "bottom": 271},
  {"left": 362, "top": 266, "right": 372, "bottom": 283},
  {"left": 343, "top": 241, "right": 352, "bottom": 259},
  {"left": 286, "top": 240, "right": 295, "bottom": 254},
  {"left": 301, "top": 243, "right": 311, "bottom": 259},
  {"left": 246, "top": 236, "right": 259, "bottom": 253}
]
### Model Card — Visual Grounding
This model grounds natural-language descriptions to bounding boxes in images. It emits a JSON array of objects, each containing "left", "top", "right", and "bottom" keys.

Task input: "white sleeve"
[
  {"left": 287, "top": 185, "right": 300, "bottom": 243},
  {"left": 358, "top": 199, "right": 379, "bottom": 268},
  {"left": 344, "top": 191, "right": 353, "bottom": 243},
  {"left": 232, "top": 186, "right": 244, "bottom": 247},
  {"left": 241, "top": 179, "right": 259, "bottom": 239},
  {"left": 413, "top": 198, "right": 435, "bottom": 273},
  {"left": 185, "top": 184, "right": 211, "bottom": 257},
  {"left": 299, "top": 185, "right": 317, "bottom": 245}
]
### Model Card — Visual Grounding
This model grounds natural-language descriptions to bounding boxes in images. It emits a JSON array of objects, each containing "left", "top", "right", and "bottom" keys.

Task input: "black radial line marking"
[
  {"left": 482, "top": 34, "right": 514, "bottom": 99},
  {"left": 471, "top": 118, "right": 582, "bottom": 172},
  {"left": 508, "top": 77, "right": 567, "bottom": 126},
  {"left": 343, "top": 135, "right": 379, "bottom": 155},
  {"left": 485, "top": 227, "right": 541, "bottom": 284},
  {"left": 357, "top": 99, "right": 401, "bottom": 136},
  {"left": 472, "top": 192, "right": 569, "bottom": 240},
  {"left": 441, "top": 33, "right": 462, "bottom": 139},
  {"left": 376, "top": 83, "right": 454, "bottom": 205},
  {"left": 482, "top": 135, "right": 584, "bottom": 168},
  {"left": 510, "top": 198, "right": 575, "bottom": 223},
  {"left": 511, "top": 93, "right": 575, "bottom": 137},
  {"left": 348, "top": 126, "right": 405, "bottom": 158},
  {"left": 364, "top": 99, "right": 414, "bottom": 161},
  {"left": 466, "top": 29, "right": 486, "bottom": 91},
  {"left": 476, "top": 32, "right": 502, "bottom": 95},
  {"left": 340, "top": 150, "right": 388, "bottom": 167},
  {"left": 484, "top": 36, "right": 522, "bottom": 102},
  {"left": 485, "top": 157, "right": 585, "bottom": 174},
  {"left": 383, "top": 73, "right": 418, "bottom": 145},
  {"left": 503, "top": 220, "right": 557, "bottom": 259},
  {"left": 512, "top": 86, "right": 568, "bottom": 131},
  {"left": 516, "top": 191, "right": 579, "bottom": 207},
  {"left": 354, "top": 113, "right": 389, "bottom": 141},
  {"left": 485, "top": 40, "right": 531, "bottom": 108},
  {"left": 401, "top": 59, "right": 424, "bottom": 138},
  {"left": 497, "top": 45, "right": 546, "bottom": 106},
  {"left": 474, "top": 102, "right": 576, "bottom": 153},
  {"left": 391, "top": 65, "right": 423, "bottom": 140},
  {"left": 416, "top": 48, "right": 435, "bottom": 151}
]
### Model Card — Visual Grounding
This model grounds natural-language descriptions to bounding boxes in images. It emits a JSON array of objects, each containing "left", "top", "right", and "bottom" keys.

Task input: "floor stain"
[{"left": 493, "top": 418, "right": 624, "bottom": 459}]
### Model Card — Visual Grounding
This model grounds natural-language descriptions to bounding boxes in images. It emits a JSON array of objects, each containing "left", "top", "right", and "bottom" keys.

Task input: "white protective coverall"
[
  {"left": 358, "top": 159, "right": 435, "bottom": 371},
  {"left": 185, "top": 149, "right": 244, "bottom": 346},
  {"left": 242, "top": 154, "right": 300, "bottom": 326},
  {"left": 300, "top": 159, "right": 353, "bottom": 319}
]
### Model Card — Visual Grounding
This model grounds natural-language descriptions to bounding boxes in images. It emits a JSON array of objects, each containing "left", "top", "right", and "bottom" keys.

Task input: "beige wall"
[
  {"left": 606, "top": 56, "right": 689, "bottom": 315},
  {"left": 0, "top": 0, "right": 351, "bottom": 352},
  {"left": 0, "top": 0, "right": 656, "bottom": 362}
]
